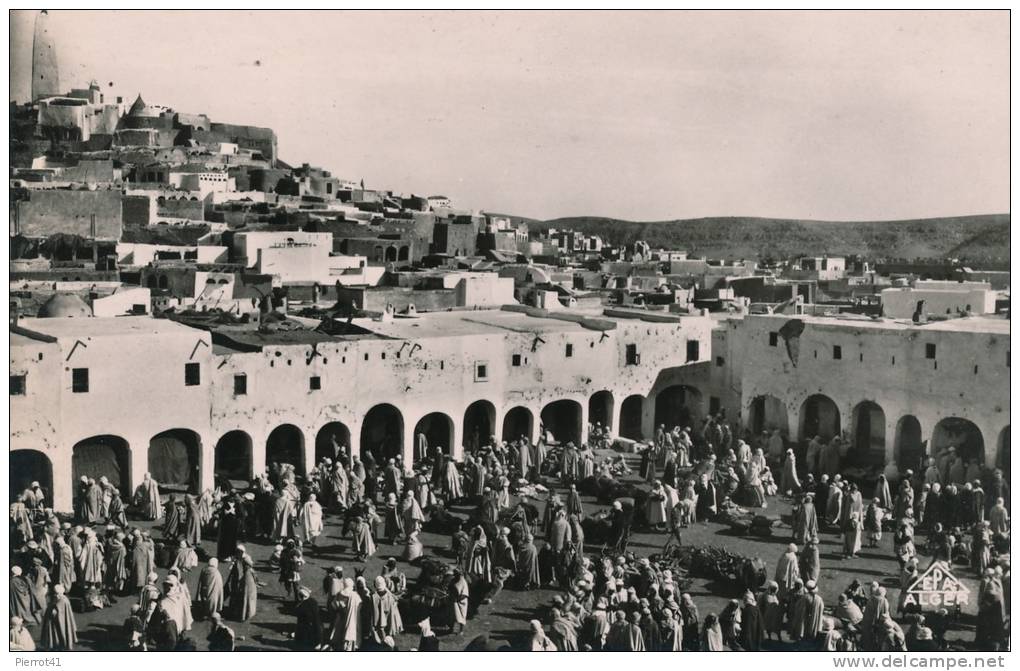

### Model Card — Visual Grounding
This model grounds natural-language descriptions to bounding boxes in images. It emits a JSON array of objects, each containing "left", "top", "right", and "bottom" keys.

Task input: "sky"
[{"left": 9, "top": 10, "right": 1009, "bottom": 221}]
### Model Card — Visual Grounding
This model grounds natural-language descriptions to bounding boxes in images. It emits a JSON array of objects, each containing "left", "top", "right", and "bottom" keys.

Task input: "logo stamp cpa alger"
[{"left": 903, "top": 561, "right": 971, "bottom": 609}]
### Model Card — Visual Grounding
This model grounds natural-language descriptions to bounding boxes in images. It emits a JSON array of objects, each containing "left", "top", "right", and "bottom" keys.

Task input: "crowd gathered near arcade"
[{"left": 9, "top": 411, "right": 1012, "bottom": 653}]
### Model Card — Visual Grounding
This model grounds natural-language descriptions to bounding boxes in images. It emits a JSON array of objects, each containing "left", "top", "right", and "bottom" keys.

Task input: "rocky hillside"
[{"left": 520, "top": 214, "right": 1010, "bottom": 265}]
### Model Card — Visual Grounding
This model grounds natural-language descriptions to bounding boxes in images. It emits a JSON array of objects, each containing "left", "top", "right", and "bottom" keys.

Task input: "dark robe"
[
  {"left": 163, "top": 501, "right": 182, "bottom": 539},
  {"left": 740, "top": 603, "right": 765, "bottom": 651},
  {"left": 217, "top": 513, "right": 241, "bottom": 560},
  {"left": 40, "top": 595, "right": 78, "bottom": 651},
  {"left": 184, "top": 497, "right": 202, "bottom": 547},
  {"left": 294, "top": 596, "right": 323, "bottom": 650}
]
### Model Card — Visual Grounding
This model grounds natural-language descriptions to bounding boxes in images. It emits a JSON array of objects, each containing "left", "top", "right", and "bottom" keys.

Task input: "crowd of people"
[{"left": 8, "top": 413, "right": 1012, "bottom": 653}]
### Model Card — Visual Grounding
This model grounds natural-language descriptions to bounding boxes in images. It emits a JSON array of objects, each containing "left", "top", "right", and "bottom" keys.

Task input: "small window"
[
  {"left": 626, "top": 344, "right": 639, "bottom": 365},
  {"left": 925, "top": 343, "right": 936, "bottom": 359},
  {"left": 859, "top": 353, "right": 863, "bottom": 362},
  {"left": 440, "top": 361, "right": 445, "bottom": 370},
  {"left": 715, "top": 356, "right": 725, "bottom": 367},
  {"left": 768, "top": 332, "right": 779, "bottom": 347},
  {"left": 974, "top": 365, "right": 979, "bottom": 375},
  {"left": 185, "top": 362, "right": 201, "bottom": 386},
  {"left": 709, "top": 396, "right": 721, "bottom": 415},
  {"left": 565, "top": 343, "right": 573, "bottom": 358},
  {"left": 309, "top": 376, "right": 321, "bottom": 390},
  {"left": 833, "top": 345, "right": 842, "bottom": 360},
  {"left": 512, "top": 354, "right": 522, "bottom": 367},
  {"left": 381, "top": 353, "right": 386, "bottom": 360},
  {"left": 72, "top": 368, "right": 89, "bottom": 393},
  {"left": 233, "top": 374, "right": 247, "bottom": 395},
  {"left": 475, "top": 362, "right": 488, "bottom": 381},
  {"left": 10, "top": 375, "right": 26, "bottom": 396},
  {"left": 364, "top": 353, "right": 369, "bottom": 361},
  {"left": 686, "top": 340, "right": 699, "bottom": 362}
]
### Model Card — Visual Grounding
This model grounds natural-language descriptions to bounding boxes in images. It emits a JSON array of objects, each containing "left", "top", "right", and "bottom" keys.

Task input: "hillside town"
[{"left": 9, "top": 10, "right": 1010, "bottom": 656}]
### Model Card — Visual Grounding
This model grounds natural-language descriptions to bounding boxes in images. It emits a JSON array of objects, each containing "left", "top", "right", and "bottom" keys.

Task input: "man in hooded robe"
[
  {"left": 370, "top": 575, "right": 403, "bottom": 644},
  {"left": 293, "top": 586, "right": 323, "bottom": 651},
  {"left": 352, "top": 516, "right": 376, "bottom": 561},
  {"left": 449, "top": 568, "right": 470, "bottom": 634},
  {"left": 780, "top": 449, "right": 801, "bottom": 495},
  {"left": 10, "top": 496, "right": 33, "bottom": 544},
  {"left": 77, "top": 530, "right": 104, "bottom": 588},
  {"left": 989, "top": 497, "right": 1010, "bottom": 536},
  {"left": 52, "top": 537, "right": 75, "bottom": 593},
  {"left": 216, "top": 502, "right": 241, "bottom": 561},
  {"left": 104, "top": 532, "right": 128, "bottom": 594},
  {"left": 10, "top": 616, "right": 35, "bottom": 652},
  {"left": 40, "top": 584, "right": 77, "bottom": 651},
  {"left": 793, "top": 494, "right": 819, "bottom": 544},
  {"left": 442, "top": 457, "right": 463, "bottom": 502},
  {"left": 137, "top": 473, "right": 162, "bottom": 521},
  {"left": 271, "top": 492, "right": 298, "bottom": 542},
  {"left": 84, "top": 479, "right": 103, "bottom": 525},
  {"left": 299, "top": 494, "right": 324, "bottom": 547},
  {"left": 861, "top": 583, "right": 890, "bottom": 651},
  {"left": 330, "top": 577, "right": 363, "bottom": 651},
  {"left": 225, "top": 547, "right": 258, "bottom": 622},
  {"left": 196, "top": 557, "right": 224, "bottom": 619},
  {"left": 162, "top": 495, "right": 182, "bottom": 541},
  {"left": 516, "top": 526, "right": 541, "bottom": 590},
  {"left": 739, "top": 591, "right": 765, "bottom": 650},
  {"left": 183, "top": 495, "right": 202, "bottom": 547},
  {"left": 805, "top": 436, "right": 823, "bottom": 478},
  {"left": 797, "top": 581, "right": 825, "bottom": 645},
  {"left": 530, "top": 439, "right": 547, "bottom": 482},
  {"left": 774, "top": 543, "right": 800, "bottom": 599},
  {"left": 800, "top": 539, "right": 821, "bottom": 584},
  {"left": 160, "top": 574, "right": 194, "bottom": 634},
  {"left": 10, "top": 567, "right": 41, "bottom": 624}
]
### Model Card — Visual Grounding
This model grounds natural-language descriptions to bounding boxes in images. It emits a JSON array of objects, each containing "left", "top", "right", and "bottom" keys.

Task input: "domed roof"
[{"left": 37, "top": 293, "right": 92, "bottom": 318}]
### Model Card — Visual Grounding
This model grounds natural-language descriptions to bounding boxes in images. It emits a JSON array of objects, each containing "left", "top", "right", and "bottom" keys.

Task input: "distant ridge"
[{"left": 493, "top": 214, "right": 1010, "bottom": 264}]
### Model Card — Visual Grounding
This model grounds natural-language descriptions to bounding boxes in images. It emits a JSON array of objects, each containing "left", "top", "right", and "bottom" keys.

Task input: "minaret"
[{"left": 31, "top": 10, "right": 60, "bottom": 101}]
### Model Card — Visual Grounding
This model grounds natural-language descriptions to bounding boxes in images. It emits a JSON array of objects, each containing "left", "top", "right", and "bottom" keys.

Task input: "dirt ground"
[{"left": 36, "top": 451, "right": 991, "bottom": 652}]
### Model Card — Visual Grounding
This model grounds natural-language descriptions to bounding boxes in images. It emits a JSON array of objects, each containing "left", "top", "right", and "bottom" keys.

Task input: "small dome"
[
  {"left": 127, "top": 93, "right": 159, "bottom": 118},
  {"left": 37, "top": 294, "right": 92, "bottom": 318}
]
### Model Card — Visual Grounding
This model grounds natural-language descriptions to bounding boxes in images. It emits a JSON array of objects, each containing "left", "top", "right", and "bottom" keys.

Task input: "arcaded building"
[{"left": 10, "top": 306, "right": 715, "bottom": 512}]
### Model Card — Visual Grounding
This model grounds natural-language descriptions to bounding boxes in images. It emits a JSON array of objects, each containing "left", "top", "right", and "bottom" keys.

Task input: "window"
[
  {"left": 233, "top": 374, "right": 247, "bottom": 395},
  {"left": 475, "top": 362, "right": 488, "bottom": 381},
  {"left": 512, "top": 354, "right": 522, "bottom": 367},
  {"left": 925, "top": 343, "right": 936, "bottom": 359},
  {"left": 565, "top": 344, "right": 573, "bottom": 358},
  {"left": 625, "top": 344, "right": 640, "bottom": 365},
  {"left": 72, "top": 368, "right": 89, "bottom": 393},
  {"left": 185, "top": 363, "right": 201, "bottom": 386},
  {"left": 686, "top": 340, "right": 699, "bottom": 362},
  {"left": 309, "top": 376, "right": 321, "bottom": 391},
  {"left": 769, "top": 332, "right": 779, "bottom": 347},
  {"left": 833, "top": 345, "right": 842, "bottom": 360},
  {"left": 715, "top": 356, "right": 725, "bottom": 367},
  {"left": 709, "top": 396, "right": 721, "bottom": 415},
  {"left": 10, "top": 375, "right": 26, "bottom": 396}
]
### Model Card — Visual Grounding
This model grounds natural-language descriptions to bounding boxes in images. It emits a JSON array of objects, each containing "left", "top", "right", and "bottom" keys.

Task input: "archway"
[
  {"left": 931, "top": 417, "right": 985, "bottom": 465},
  {"left": 502, "top": 406, "right": 534, "bottom": 443},
  {"left": 849, "top": 401, "right": 886, "bottom": 469},
  {"left": 654, "top": 385, "right": 702, "bottom": 432},
  {"left": 266, "top": 424, "right": 306, "bottom": 476},
  {"left": 72, "top": 435, "right": 131, "bottom": 495},
  {"left": 214, "top": 430, "right": 253, "bottom": 484},
  {"left": 620, "top": 395, "right": 644, "bottom": 440},
  {"left": 589, "top": 390, "right": 615, "bottom": 431},
  {"left": 998, "top": 426, "right": 1010, "bottom": 477},
  {"left": 799, "top": 394, "right": 841, "bottom": 442},
  {"left": 149, "top": 429, "right": 202, "bottom": 493},
  {"left": 463, "top": 400, "right": 496, "bottom": 452},
  {"left": 398, "top": 246, "right": 410, "bottom": 262},
  {"left": 748, "top": 394, "right": 789, "bottom": 435},
  {"left": 541, "top": 399, "right": 583, "bottom": 446},
  {"left": 385, "top": 246, "right": 397, "bottom": 262},
  {"left": 361, "top": 404, "right": 404, "bottom": 462},
  {"left": 414, "top": 413, "right": 455, "bottom": 462},
  {"left": 10, "top": 450, "right": 53, "bottom": 504},
  {"left": 315, "top": 422, "right": 351, "bottom": 465},
  {"left": 894, "top": 416, "right": 924, "bottom": 473}
]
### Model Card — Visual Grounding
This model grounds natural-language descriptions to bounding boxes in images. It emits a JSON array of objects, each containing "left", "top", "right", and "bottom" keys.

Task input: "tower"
[{"left": 31, "top": 10, "right": 60, "bottom": 101}]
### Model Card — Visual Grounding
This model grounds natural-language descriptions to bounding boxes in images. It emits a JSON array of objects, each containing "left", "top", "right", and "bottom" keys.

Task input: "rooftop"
[
  {"left": 14, "top": 316, "right": 206, "bottom": 341},
  {"left": 750, "top": 312, "right": 1010, "bottom": 335}
]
